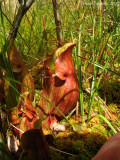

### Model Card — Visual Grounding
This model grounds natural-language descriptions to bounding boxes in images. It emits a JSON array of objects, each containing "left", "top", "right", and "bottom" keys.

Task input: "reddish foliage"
[
  {"left": 19, "top": 95, "right": 38, "bottom": 137},
  {"left": 37, "top": 43, "right": 79, "bottom": 129},
  {"left": 21, "top": 73, "right": 34, "bottom": 101},
  {"left": 10, "top": 94, "right": 38, "bottom": 137}
]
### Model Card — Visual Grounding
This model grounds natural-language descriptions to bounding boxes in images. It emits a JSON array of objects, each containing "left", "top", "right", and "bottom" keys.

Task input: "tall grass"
[
  {"left": 0, "top": 2, "right": 19, "bottom": 109},
  {"left": 77, "top": 25, "right": 84, "bottom": 123}
]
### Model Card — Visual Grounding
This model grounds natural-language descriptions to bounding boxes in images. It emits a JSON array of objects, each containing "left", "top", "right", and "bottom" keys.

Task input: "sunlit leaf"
[{"left": 37, "top": 43, "right": 79, "bottom": 129}]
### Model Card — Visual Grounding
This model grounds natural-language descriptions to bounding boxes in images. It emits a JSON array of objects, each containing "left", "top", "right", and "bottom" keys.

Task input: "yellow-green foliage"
[
  {"left": 51, "top": 124, "right": 109, "bottom": 160},
  {"left": 90, "top": 124, "right": 109, "bottom": 135}
]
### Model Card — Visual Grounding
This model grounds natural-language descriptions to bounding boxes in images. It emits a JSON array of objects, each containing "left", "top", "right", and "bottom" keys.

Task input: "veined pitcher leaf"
[
  {"left": 44, "top": 43, "right": 76, "bottom": 73},
  {"left": 11, "top": 94, "right": 38, "bottom": 137},
  {"left": 19, "top": 95, "right": 38, "bottom": 137},
  {"left": 5, "top": 39, "right": 34, "bottom": 109},
  {"left": 37, "top": 43, "right": 79, "bottom": 129},
  {"left": 21, "top": 73, "right": 34, "bottom": 101}
]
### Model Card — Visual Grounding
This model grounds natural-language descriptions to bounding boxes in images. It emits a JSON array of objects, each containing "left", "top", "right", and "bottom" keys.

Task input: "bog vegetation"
[{"left": 0, "top": 0, "right": 120, "bottom": 160}]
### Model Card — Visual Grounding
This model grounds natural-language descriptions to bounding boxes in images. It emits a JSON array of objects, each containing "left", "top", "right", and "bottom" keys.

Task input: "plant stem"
[
  {"left": 78, "top": 25, "right": 84, "bottom": 123},
  {"left": 8, "top": 0, "right": 35, "bottom": 39},
  {"left": 52, "top": 0, "right": 62, "bottom": 47}
]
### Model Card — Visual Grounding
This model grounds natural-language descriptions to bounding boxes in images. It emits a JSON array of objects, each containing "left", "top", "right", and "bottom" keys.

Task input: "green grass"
[{"left": 0, "top": 2, "right": 19, "bottom": 109}]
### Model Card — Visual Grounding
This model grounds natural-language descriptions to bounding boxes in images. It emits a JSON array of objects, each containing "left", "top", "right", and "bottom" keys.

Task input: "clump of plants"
[{"left": 0, "top": 0, "right": 120, "bottom": 160}]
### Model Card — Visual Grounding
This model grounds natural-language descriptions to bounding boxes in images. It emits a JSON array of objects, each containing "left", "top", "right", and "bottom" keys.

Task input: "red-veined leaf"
[
  {"left": 19, "top": 95, "right": 38, "bottom": 137},
  {"left": 21, "top": 73, "right": 34, "bottom": 101},
  {"left": 37, "top": 43, "right": 79, "bottom": 129},
  {"left": 5, "top": 39, "right": 34, "bottom": 109},
  {"left": 11, "top": 94, "right": 38, "bottom": 137}
]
